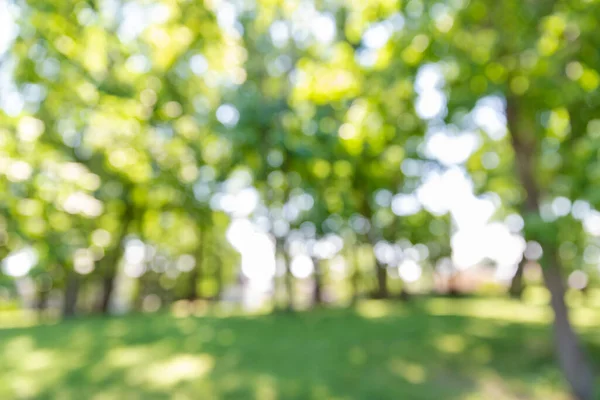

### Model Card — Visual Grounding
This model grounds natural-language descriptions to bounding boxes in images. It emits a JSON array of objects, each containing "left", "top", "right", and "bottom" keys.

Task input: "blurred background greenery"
[{"left": 1, "top": 0, "right": 600, "bottom": 398}]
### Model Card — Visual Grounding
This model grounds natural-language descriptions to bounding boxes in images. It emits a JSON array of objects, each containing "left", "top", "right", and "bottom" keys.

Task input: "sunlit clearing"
[
  {"left": 452, "top": 223, "right": 525, "bottom": 272},
  {"left": 451, "top": 196, "right": 496, "bottom": 230},
  {"left": 415, "top": 166, "right": 526, "bottom": 275},
  {"left": 241, "top": 234, "right": 276, "bottom": 285},
  {"left": 2, "top": 248, "right": 38, "bottom": 277},
  {"left": 227, "top": 218, "right": 276, "bottom": 288}
]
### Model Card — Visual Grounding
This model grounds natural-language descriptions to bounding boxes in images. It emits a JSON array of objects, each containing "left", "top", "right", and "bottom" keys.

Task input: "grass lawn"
[{"left": 1, "top": 297, "right": 599, "bottom": 399}]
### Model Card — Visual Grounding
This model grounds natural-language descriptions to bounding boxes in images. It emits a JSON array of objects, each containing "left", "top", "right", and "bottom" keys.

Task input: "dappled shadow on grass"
[{"left": 0, "top": 298, "right": 597, "bottom": 399}]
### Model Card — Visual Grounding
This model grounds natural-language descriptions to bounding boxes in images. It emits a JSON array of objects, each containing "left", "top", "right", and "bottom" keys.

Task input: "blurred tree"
[
  {"left": 388, "top": 1, "right": 600, "bottom": 397},
  {"left": 2, "top": 0, "right": 598, "bottom": 397}
]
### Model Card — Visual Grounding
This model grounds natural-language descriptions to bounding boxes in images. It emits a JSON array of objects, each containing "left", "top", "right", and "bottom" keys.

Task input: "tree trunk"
[
  {"left": 507, "top": 97, "right": 595, "bottom": 400},
  {"left": 214, "top": 255, "right": 223, "bottom": 302},
  {"left": 135, "top": 273, "right": 148, "bottom": 311},
  {"left": 273, "top": 239, "right": 286, "bottom": 311},
  {"left": 98, "top": 276, "right": 114, "bottom": 314},
  {"left": 97, "top": 200, "right": 134, "bottom": 314},
  {"left": 35, "top": 285, "right": 48, "bottom": 320},
  {"left": 375, "top": 262, "right": 389, "bottom": 299},
  {"left": 188, "top": 224, "right": 205, "bottom": 301},
  {"left": 350, "top": 248, "right": 360, "bottom": 304},
  {"left": 62, "top": 271, "right": 79, "bottom": 318},
  {"left": 187, "top": 266, "right": 200, "bottom": 300},
  {"left": 544, "top": 253, "right": 595, "bottom": 400},
  {"left": 509, "top": 259, "right": 526, "bottom": 298},
  {"left": 35, "top": 289, "right": 48, "bottom": 311},
  {"left": 399, "top": 287, "right": 410, "bottom": 301},
  {"left": 283, "top": 249, "right": 294, "bottom": 311},
  {"left": 312, "top": 257, "right": 323, "bottom": 306}
]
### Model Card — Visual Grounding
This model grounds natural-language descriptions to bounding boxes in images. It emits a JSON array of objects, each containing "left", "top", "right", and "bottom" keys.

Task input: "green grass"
[{"left": 1, "top": 297, "right": 599, "bottom": 400}]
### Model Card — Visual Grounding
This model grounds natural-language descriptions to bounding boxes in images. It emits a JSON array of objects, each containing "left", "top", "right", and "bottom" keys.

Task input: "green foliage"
[{"left": 1, "top": 0, "right": 600, "bottom": 316}]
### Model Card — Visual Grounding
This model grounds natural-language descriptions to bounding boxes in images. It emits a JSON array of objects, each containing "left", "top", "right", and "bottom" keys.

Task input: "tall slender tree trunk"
[
  {"left": 273, "top": 239, "right": 286, "bottom": 311},
  {"left": 35, "top": 284, "right": 48, "bottom": 320},
  {"left": 350, "top": 247, "right": 360, "bottom": 304},
  {"left": 35, "top": 289, "right": 48, "bottom": 311},
  {"left": 375, "top": 262, "right": 389, "bottom": 299},
  {"left": 214, "top": 254, "right": 223, "bottom": 302},
  {"left": 362, "top": 198, "right": 389, "bottom": 300},
  {"left": 509, "top": 258, "right": 526, "bottom": 298},
  {"left": 98, "top": 276, "right": 114, "bottom": 314},
  {"left": 135, "top": 248, "right": 152, "bottom": 311},
  {"left": 62, "top": 270, "right": 79, "bottom": 318},
  {"left": 507, "top": 97, "right": 595, "bottom": 400},
  {"left": 188, "top": 224, "right": 205, "bottom": 301},
  {"left": 545, "top": 252, "right": 595, "bottom": 400},
  {"left": 282, "top": 245, "right": 294, "bottom": 311},
  {"left": 312, "top": 257, "right": 323, "bottom": 306},
  {"left": 135, "top": 273, "right": 148, "bottom": 311},
  {"left": 97, "top": 199, "right": 134, "bottom": 314}
]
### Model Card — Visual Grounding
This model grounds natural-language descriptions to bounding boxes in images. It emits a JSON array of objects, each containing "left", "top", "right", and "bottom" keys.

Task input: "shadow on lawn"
[{"left": 0, "top": 300, "right": 597, "bottom": 399}]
